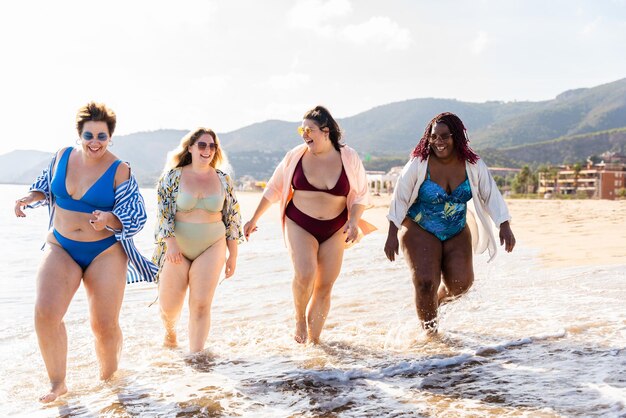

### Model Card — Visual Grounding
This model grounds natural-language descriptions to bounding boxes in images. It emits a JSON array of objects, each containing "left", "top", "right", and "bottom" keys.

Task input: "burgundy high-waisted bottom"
[{"left": 285, "top": 200, "right": 348, "bottom": 244}]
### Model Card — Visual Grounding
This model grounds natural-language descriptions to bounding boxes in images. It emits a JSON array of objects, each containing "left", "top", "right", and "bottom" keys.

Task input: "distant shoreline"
[{"left": 6, "top": 183, "right": 623, "bottom": 269}]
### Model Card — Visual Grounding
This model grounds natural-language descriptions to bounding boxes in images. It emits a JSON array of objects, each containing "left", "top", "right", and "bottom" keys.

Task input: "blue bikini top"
[{"left": 50, "top": 147, "right": 121, "bottom": 213}]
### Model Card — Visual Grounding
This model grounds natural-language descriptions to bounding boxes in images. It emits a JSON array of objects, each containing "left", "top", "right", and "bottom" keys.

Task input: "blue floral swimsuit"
[{"left": 406, "top": 169, "right": 472, "bottom": 241}]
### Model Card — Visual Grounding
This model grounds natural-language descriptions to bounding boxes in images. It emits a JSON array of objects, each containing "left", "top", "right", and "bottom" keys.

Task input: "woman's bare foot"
[
  {"left": 39, "top": 381, "right": 67, "bottom": 403},
  {"left": 422, "top": 318, "right": 439, "bottom": 336},
  {"left": 164, "top": 330, "right": 178, "bottom": 348},
  {"left": 294, "top": 320, "right": 308, "bottom": 344}
]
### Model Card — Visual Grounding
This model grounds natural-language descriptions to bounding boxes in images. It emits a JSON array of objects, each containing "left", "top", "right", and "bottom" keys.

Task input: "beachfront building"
[
  {"left": 537, "top": 153, "right": 626, "bottom": 199},
  {"left": 366, "top": 167, "right": 402, "bottom": 195},
  {"left": 366, "top": 166, "right": 518, "bottom": 196},
  {"left": 237, "top": 175, "right": 266, "bottom": 192}
]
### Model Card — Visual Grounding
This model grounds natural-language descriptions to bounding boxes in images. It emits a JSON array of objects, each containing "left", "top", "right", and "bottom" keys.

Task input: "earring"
[
  {"left": 76, "top": 138, "right": 81, "bottom": 145},
  {"left": 109, "top": 140, "right": 114, "bottom": 147}
]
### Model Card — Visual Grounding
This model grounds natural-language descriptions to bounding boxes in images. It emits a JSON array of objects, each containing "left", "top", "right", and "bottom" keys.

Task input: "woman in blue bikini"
[
  {"left": 13, "top": 102, "right": 155, "bottom": 403},
  {"left": 153, "top": 128, "right": 243, "bottom": 353},
  {"left": 384, "top": 112, "right": 516, "bottom": 334}
]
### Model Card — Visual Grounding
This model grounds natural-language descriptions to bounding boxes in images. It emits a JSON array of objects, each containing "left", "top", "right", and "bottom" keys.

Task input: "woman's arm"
[
  {"left": 221, "top": 173, "right": 244, "bottom": 244},
  {"left": 244, "top": 150, "right": 293, "bottom": 239},
  {"left": 243, "top": 196, "right": 274, "bottom": 240},
  {"left": 107, "top": 167, "right": 148, "bottom": 240},
  {"left": 154, "top": 170, "right": 177, "bottom": 241},
  {"left": 224, "top": 239, "right": 238, "bottom": 278},
  {"left": 475, "top": 160, "right": 515, "bottom": 252},
  {"left": 14, "top": 190, "right": 47, "bottom": 217},
  {"left": 387, "top": 158, "right": 420, "bottom": 229},
  {"left": 384, "top": 221, "right": 400, "bottom": 261},
  {"left": 344, "top": 203, "right": 366, "bottom": 243},
  {"left": 92, "top": 162, "right": 130, "bottom": 231}
]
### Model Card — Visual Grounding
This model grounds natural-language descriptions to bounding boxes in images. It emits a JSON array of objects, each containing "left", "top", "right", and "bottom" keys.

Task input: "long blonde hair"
[{"left": 163, "top": 128, "right": 225, "bottom": 173}]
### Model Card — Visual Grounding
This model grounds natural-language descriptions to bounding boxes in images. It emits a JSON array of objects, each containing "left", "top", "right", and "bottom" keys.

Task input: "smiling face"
[
  {"left": 429, "top": 122, "right": 456, "bottom": 160},
  {"left": 299, "top": 119, "right": 330, "bottom": 154},
  {"left": 80, "top": 121, "right": 110, "bottom": 158},
  {"left": 189, "top": 133, "right": 217, "bottom": 166}
]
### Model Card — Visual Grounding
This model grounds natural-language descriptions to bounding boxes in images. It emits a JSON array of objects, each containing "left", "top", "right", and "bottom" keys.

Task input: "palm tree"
[
  {"left": 572, "top": 163, "right": 582, "bottom": 195},
  {"left": 518, "top": 165, "right": 532, "bottom": 195}
]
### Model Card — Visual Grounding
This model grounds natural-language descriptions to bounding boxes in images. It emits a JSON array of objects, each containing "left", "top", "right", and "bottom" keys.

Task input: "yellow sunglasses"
[{"left": 297, "top": 126, "right": 323, "bottom": 136}]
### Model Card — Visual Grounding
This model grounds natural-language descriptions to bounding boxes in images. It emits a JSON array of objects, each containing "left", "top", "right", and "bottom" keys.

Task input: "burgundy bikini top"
[{"left": 292, "top": 156, "right": 350, "bottom": 197}]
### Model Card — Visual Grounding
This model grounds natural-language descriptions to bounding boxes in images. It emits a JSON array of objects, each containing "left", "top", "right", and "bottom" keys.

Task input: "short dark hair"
[{"left": 76, "top": 102, "right": 117, "bottom": 136}]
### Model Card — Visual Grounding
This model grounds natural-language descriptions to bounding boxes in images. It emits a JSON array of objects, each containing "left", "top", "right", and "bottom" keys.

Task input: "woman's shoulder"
[
  {"left": 215, "top": 168, "right": 230, "bottom": 180},
  {"left": 340, "top": 144, "right": 358, "bottom": 156},
  {"left": 286, "top": 143, "right": 307, "bottom": 156},
  {"left": 339, "top": 145, "right": 366, "bottom": 167},
  {"left": 467, "top": 157, "right": 487, "bottom": 170},
  {"left": 159, "top": 167, "right": 182, "bottom": 182},
  {"left": 405, "top": 155, "right": 424, "bottom": 168},
  {"left": 113, "top": 159, "right": 131, "bottom": 183},
  {"left": 56, "top": 146, "right": 74, "bottom": 158},
  {"left": 169, "top": 166, "right": 184, "bottom": 175}
]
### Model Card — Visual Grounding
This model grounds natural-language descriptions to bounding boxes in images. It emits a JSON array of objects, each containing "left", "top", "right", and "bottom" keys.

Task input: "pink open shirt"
[{"left": 263, "top": 144, "right": 377, "bottom": 244}]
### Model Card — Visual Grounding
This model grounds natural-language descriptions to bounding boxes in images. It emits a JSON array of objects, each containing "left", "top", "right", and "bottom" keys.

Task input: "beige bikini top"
[{"left": 176, "top": 183, "right": 224, "bottom": 213}]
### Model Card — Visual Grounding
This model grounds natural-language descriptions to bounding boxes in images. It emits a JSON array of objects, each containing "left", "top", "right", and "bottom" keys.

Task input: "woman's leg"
[
  {"left": 285, "top": 217, "right": 319, "bottom": 344},
  {"left": 83, "top": 243, "right": 128, "bottom": 380},
  {"left": 187, "top": 238, "right": 226, "bottom": 353},
  {"left": 399, "top": 219, "right": 443, "bottom": 332},
  {"left": 158, "top": 256, "right": 192, "bottom": 348},
  {"left": 439, "top": 225, "right": 474, "bottom": 304},
  {"left": 307, "top": 226, "right": 346, "bottom": 344},
  {"left": 34, "top": 243, "right": 83, "bottom": 403}
]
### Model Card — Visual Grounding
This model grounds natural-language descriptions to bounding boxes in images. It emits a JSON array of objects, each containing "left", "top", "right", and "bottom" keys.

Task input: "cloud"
[
  {"left": 198, "top": 75, "right": 232, "bottom": 93},
  {"left": 267, "top": 72, "right": 311, "bottom": 90},
  {"left": 581, "top": 17, "right": 602, "bottom": 36},
  {"left": 341, "top": 17, "right": 411, "bottom": 50},
  {"left": 287, "top": 0, "right": 352, "bottom": 36},
  {"left": 471, "top": 31, "right": 488, "bottom": 54}
]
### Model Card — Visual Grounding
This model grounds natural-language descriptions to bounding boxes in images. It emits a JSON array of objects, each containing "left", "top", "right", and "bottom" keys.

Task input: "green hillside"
[
  {"left": 495, "top": 127, "right": 626, "bottom": 167},
  {"left": 217, "top": 78, "right": 626, "bottom": 156},
  {"left": 3, "top": 77, "right": 626, "bottom": 184}
]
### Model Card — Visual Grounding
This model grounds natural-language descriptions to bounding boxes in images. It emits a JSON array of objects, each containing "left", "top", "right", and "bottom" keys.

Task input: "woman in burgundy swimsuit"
[{"left": 244, "top": 105, "right": 374, "bottom": 344}]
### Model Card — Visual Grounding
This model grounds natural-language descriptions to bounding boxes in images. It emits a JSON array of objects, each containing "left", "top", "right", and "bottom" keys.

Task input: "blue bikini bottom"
[{"left": 53, "top": 229, "right": 118, "bottom": 270}]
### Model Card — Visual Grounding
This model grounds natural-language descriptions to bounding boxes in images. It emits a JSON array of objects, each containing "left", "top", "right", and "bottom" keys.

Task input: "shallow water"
[{"left": 1, "top": 184, "right": 625, "bottom": 417}]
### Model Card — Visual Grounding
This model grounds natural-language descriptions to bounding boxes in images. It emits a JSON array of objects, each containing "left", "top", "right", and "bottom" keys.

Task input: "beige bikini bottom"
[{"left": 174, "top": 220, "right": 225, "bottom": 260}]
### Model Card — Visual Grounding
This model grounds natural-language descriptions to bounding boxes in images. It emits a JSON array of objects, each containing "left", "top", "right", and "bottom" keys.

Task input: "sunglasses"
[
  {"left": 297, "top": 126, "right": 323, "bottom": 136},
  {"left": 82, "top": 131, "right": 109, "bottom": 141},
  {"left": 196, "top": 141, "right": 217, "bottom": 151},
  {"left": 428, "top": 133, "right": 453, "bottom": 143}
]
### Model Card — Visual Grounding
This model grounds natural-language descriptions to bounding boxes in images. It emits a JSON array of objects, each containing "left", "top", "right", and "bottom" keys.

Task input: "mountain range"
[{"left": 2, "top": 78, "right": 626, "bottom": 186}]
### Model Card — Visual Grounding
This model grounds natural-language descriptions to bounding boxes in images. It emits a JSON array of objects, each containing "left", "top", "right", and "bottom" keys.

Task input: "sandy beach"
[
  {"left": 3, "top": 185, "right": 625, "bottom": 417},
  {"left": 366, "top": 194, "right": 626, "bottom": 268}
]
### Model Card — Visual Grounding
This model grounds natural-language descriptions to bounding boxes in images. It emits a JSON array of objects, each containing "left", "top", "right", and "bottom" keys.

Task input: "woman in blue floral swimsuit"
[{"left": 384, "top": 112, "right": 516, "bottom": 334}]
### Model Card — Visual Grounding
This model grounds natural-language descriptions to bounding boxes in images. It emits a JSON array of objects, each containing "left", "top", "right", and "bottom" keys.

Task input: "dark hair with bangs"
[{"left": 303, "top": 105, "right": 344, "bottom": 151}]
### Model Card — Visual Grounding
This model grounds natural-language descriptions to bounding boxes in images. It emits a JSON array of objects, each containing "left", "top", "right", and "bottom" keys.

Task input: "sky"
[{"left": 1, "top": 0, "right": 625, "bottom": 155}]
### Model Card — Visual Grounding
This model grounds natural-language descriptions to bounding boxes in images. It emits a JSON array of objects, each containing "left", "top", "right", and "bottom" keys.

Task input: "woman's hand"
[
  {"left": 89, "top": 210, "right": 113, "bottom": 231},
  {"left": 343, "top": 219, "right": 359, "bottom": 244},
  {"left": 165, "top": 239, "right": 183, "bottom": 264},
  {"left": 499, "top": 221, "right": 516, "bottom": 252},
  {"left": 14, "top": 197, "right": 30, "bottom": 217},
  {"left": 384, "top": 222, "right": 400, "bottom": 261},
  {"left": 224, "top": 255, "right": 236, "bottom": 279},
  {"left": 243, "top": 220, "right": 258, "bottom": 241}
]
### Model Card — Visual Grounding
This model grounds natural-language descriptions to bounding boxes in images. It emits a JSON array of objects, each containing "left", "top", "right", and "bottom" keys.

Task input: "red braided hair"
[{"left": 411, "top": 112, "right": 479, "bottom": 164}]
